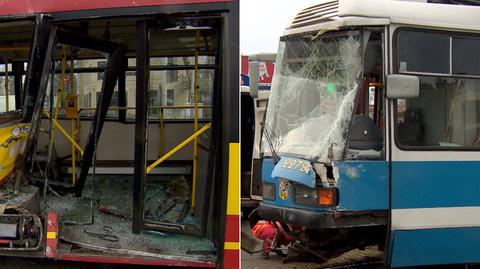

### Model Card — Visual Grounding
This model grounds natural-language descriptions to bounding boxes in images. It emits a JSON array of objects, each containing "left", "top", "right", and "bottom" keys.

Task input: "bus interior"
[{"left": 0, "top": 8, "right": 231, "bottom": 266}]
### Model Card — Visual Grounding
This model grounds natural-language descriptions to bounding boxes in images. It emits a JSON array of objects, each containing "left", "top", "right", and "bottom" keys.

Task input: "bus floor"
[{"left": 46, "top": 174, "right": 215, "bottom": 264}]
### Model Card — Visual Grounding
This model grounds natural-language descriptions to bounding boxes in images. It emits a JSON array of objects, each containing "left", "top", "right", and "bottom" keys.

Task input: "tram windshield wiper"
[{"left": 261, "top": 122, "right": 280, "bottom": 164}]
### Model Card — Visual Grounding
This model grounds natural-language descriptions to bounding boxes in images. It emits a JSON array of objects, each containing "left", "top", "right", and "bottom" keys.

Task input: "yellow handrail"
[
  {"left": 192, "top": 29, "right": 200, "bottom": 211},
  {"left": 51, "top": 47, "right": 67, "bottom": 144},
  {"left": 44, "top": 112, "right": 84, "bottom": 156},
  {"left": 146, "top": 122, "right": 211, "bottom": 174},
  {"left": 79, "top": 105, "right": 212, "bottom": 112}
]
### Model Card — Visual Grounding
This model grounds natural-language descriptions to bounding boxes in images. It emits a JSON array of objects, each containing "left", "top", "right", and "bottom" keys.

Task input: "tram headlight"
[
  {"left": 294, "top": 185, "right": 318, "bottom": 206},
  {"left": 294, "top": 185, "right": 336, "bottom": 207},
  {"left": 262, "top": 182, "right": 275, "bottom": 201}
]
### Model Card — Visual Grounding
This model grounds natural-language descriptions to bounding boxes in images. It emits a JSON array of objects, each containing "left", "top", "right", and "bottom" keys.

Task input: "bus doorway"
[{"left": 0, "top": 1, "right": 239, "bottom": 267}]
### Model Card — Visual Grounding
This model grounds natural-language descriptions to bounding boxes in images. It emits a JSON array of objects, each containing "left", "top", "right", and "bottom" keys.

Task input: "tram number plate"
[{"left": 281, "top": 158, "right": 311, "bottom": 174}]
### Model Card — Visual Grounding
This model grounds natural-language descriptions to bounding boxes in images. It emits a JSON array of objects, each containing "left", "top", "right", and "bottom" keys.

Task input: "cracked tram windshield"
[{"left": 263, "top": 31, "right": 362, "bottom": 161}]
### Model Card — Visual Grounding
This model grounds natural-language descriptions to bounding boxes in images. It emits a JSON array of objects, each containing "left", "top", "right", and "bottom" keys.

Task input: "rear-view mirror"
[
  {"left": 386, "top": 74, "right": 419, "bottom": 99},
  {"left": 248, "top": 61, "right": 259, "bottom": 98}
]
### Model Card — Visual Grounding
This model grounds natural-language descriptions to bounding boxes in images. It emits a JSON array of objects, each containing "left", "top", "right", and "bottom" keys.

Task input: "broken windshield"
[{"left": 263, "top": 31, "right": 362, "bottom": 161}]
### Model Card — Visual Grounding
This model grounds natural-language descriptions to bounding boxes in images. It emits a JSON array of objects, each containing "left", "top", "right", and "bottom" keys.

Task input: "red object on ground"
[{"left": 251, "top": 221, "right": 295, "bottom": 253}]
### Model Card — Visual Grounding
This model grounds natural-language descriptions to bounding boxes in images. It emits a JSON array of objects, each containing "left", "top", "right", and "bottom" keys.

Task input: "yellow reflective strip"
[
  {"left": 226, "top": 143, "right": 240, "bottom": 216},
  {"left": 47, "top": 232, "right": 56, "bottom": 239},
  {"left": 224, "top": 241, "right": 240, "bottom": 250}
]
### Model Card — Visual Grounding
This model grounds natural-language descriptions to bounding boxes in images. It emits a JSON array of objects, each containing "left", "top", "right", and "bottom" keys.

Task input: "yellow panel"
[
  {"left": 226, "top": 143, "right": 240, "bottom": 216},
  {"left": 47, "top": 231, "right": 57, "bottom": 239},
  {"left": 224, "top": 241, "right": 240, "bottom": 250},
  {"left": 0, "top": 123, "right": 30, "bottom": 183}
]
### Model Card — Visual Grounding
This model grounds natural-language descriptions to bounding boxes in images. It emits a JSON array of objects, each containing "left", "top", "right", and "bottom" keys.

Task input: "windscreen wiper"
[{"left": 260, "top": 122, "right": 280, "bottom": 164}]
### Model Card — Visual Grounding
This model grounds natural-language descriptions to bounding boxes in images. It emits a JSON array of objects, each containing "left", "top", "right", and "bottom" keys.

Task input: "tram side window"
[
  {"left": 347, "top": 30, "right": 384, "bottom": 160},
  {"left": 395, "top": 30, "right": 480, "bottom": 149}
]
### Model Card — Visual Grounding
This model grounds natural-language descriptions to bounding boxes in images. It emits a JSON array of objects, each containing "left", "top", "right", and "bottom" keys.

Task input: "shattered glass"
[{"left": 263, "top": 32, "right": 362, "bottom": 161}]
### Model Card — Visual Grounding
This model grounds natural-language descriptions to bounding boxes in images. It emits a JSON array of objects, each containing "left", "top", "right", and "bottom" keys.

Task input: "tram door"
[{"left": 387, "top": 29, "right": 480, "bottom": 267}]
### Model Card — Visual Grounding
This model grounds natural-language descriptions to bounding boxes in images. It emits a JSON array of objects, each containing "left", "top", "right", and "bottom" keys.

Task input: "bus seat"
[
  {"left": 398, "top": 107, "right": 424, "bottom": 145},
  {"left": 348, "top": 115, "right": 383, "bottom": 151}
]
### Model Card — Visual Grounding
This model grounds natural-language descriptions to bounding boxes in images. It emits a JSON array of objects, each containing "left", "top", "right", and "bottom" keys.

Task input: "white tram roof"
[{"left": 284, "top": 0, "right": 480, "bottom": 36}]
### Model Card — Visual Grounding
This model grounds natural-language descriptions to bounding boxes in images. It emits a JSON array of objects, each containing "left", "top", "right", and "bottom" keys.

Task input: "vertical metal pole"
[
  {"left": 74, "top": 46, "right": 125, "bottom": 197},
  {"left": 133, "top": 20, "right": 149, "bottom": 234},
  {"left": 4, "top": 60, "right": 9, "bottom": 112},
  {"left": 22, "top": 15, "right": 54, "bottom": 123},
  {"left": 201, "top": 21, "right": 222, "bottom": 236},
  {"left": 70, "top": 52, "right": 76, "bottom": 185},
  {"left": 50, "top": 47, "right": 67, "bottom": 151},
  {"left": 23, "top": 22, "right": 57, "bottom": 170},
  {"left": 191, "top": 30, "right": 200, "bottom": 211},
  {"left": 12, "top": 62, "right": 23, "bottom": 110},
  {"left": 160, "top": 108, "right": 164, "bottom": 156},
  {"left": 118, "top": 58, "right": 127, "bottom": 122},
  {"left": 54, "top": 47, "right": 67, "bottom": 120}
]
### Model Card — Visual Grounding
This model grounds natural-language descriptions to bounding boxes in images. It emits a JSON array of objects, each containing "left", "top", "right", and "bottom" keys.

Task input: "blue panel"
[
  {"left": 262, "top": 159, "right": 329, "bottom": 211},
  {"left": 271, "top": 156, "right": 315, "bottom": 188},
  {"left": 261, "top": 159, "right": 296, "bottom": 208},
  {"left": 262, "top": 159, "right": 388, "bottom": 212},
  {"left": 261, "top": 159, "right": 276, "bottom": 184},
  {"left": 390, "top": 227, "right": 480, "bottom": 267},
  {"left": 241, "top": 73, "right": 249, "bottom": 86},
  {"left": 392, "top": 161, "right": 480, "bottom": 209},
  {"left": 336, "top": 161, "right": 389, "bottom": 211}
]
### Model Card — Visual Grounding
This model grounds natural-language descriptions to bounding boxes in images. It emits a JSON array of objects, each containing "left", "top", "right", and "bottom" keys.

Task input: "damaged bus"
[
  {"left": 259, "top": 0, "right": 480, "bottom": 267},
  {"left": 0, "top": 0, "right": 238, "bottom": 268}
]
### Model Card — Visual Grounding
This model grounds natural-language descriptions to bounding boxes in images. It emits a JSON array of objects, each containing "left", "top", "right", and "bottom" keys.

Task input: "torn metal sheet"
[{"left": 271, "top": 156, "right": 315, "bottom": 188}]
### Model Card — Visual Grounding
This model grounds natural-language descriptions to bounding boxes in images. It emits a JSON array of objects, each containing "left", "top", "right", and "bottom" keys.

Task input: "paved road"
[
  {"left": 241, "top": 250, "right": 386, "bottom": 269},
  {"left": 240, "top": 219, "right": 479, "bottom": 269}
]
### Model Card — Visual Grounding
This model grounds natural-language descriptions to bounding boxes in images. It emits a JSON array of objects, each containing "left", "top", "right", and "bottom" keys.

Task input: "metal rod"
[
  {"left": 118, "top": 58, "right": 127, "bottom": 122},
  {"left": 69, "top": 49, "right": 76, "bottom": 185},
  {"left": 23, "top": 20, "right": 57, "bottom": 175},
  {"left": 71, "top": 114, "right": 76, "bottom": 184},
  {"left": 132, "top": 20, "right": 149, "bottom": 234},
  {"left": 160, "top": 108, "right": 164, "bottom": 155},
  {"left": 146, "top": 122, "right": 211, "bottom": 174},
  {"left": 79, "top": 105, "right": 212, "bottom": 112},
  {"left": 12, "top": 62, "right": 23, "bottom": 110},
  {"left": 4, "top": 60, "right": 9, "bottom": 112},
  {"left": 44, "top": 112, "right": 84, "bottom": 155},
  {"left": 0, "top": 47, "right": 30, "bottom": 52},
  {"left": 51, "top": 47, "right": 67, "bottom": 148},
  {"left": 47, "top": 64, "right": 218, "bottom": 74},
  {"left": 54, "top": 47, "right": 67, "bottom": 118},
  {"left": 192, "top": 29, "right": 200, "bottom": 211}
]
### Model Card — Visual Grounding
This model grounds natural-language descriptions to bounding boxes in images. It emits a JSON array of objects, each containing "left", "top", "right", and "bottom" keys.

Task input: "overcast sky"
[{"left": 240, "top": 0, "right": 321, "bottom": 55}]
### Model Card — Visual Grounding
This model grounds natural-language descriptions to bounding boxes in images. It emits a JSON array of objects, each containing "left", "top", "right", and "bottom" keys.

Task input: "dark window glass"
[
  {"left": 166, "top": 89, "right": 174, "bottom": 106},
  {"left": 97, "top": 61, "right": 106, "bottom": 80},
  {"left": 397, "top": 31, "right": 449, "bottom": 74},
  {"left": 453, "top": 37, "right": 480, "bottom": 76},
  {"left": 396, "top": 76, "right": 480, "bottom": 149}
]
